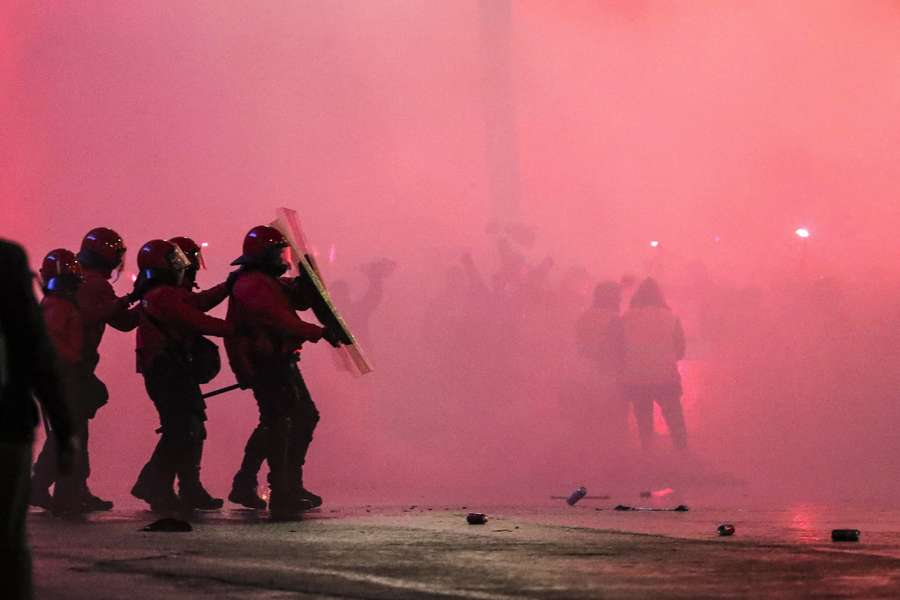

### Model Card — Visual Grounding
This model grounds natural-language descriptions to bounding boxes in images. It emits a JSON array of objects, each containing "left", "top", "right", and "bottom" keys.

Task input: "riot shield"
[{"left": 271, "top": 207, "right": 373, "bottom": 375}]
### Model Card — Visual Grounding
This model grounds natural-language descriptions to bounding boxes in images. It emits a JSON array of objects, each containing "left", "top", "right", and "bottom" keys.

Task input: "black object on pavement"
[
  {"left": 141, "top": 518, "right": 193, "bottom": 532},
  {"left": 831, "top": 529, "right": 860, "bottom": 542},
  {"left": 467, "top": 513, "right": 488, "bottom": 525},
  {"left": 718, "top": 524, "right": 736, "bottom": 537},
  {"left": 566, "top": 487, "right": 588, "bottom": 506}
]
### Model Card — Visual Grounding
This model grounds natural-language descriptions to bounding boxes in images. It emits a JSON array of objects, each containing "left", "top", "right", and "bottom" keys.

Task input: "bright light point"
[
  {"left": 795, "top": 227, "right": 810, "bottom": 239},
  {"left": 649, "top": 240, "right": 660, "bottom": 248},
  {"left": 130, "top": 273, "right": 137, "bottom": 283},
  {"left": 201, "top": 242, "right": 209, "bottom": 248},
  {"left": 651, "top": 487, "right": 674, "bottom": 498}
]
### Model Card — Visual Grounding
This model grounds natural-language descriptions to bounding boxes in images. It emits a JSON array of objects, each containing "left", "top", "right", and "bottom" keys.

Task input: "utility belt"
[{"left": 61, "top": 364, "right": 109, "bottom": 419}]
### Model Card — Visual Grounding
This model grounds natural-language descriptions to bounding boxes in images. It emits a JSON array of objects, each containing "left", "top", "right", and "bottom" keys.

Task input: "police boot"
[
  {"left": 180, "top": 484, "right": 224, "bottom": 511},
  {"left": 298, "top": 487, "right": 322, "bottom": 509},
  {"left": 51, "top": 479, "right": 87, "bottom": 517},
  {"left": 267, "top": 491, "right": 306, "bottom": 521},
  {"left": 29, "top": 483, "right": 53, "bottom": 510},
  {"left": 50, "top": 496, "right": 87, "bottom": 517},
  {"left": 228, "top": 482, "right": 267, "bottom": 510},
  {"left": 81, "top": 485, "right": 114, "bottom": 512},
  {"left": 132, "top": 479, "right": 181, "bottom": 513}
]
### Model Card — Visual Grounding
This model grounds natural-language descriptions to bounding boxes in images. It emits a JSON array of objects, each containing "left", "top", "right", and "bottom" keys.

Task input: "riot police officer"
[{"left": 130, "top": 240, "right": 233, "bottom": 511}]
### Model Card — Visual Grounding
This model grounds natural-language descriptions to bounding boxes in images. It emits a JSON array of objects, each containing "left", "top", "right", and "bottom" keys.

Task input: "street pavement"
[{"left": 29, "top": 504, "right": 900, "bottom": 599}]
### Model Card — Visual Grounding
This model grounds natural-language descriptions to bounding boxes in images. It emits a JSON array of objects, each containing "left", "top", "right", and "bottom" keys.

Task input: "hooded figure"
[{"left": 621, "top": 278, "right": 687, "bottom": 450}]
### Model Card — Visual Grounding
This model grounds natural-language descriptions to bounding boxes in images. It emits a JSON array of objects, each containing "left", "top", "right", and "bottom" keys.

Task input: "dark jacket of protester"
[
  {"left": 621, "top": 278, "right": 688, "bottom": 450},
  {"left": 576, "top": 281, "right": 625, "bottom": 378},
  {"left": 0, "top": 239, "right": 73, "bottom": 600}
]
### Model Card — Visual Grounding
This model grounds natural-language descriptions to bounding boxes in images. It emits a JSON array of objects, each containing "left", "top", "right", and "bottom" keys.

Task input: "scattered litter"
[
  {"left": 613, "top": 505, "right": 689, "bottom": 512},
  {"left": 409, "top": 505, "right": 417, "bottom": 510},
  {"left": 832, "top": 529, "right": 860, "bottom": 542},
  {"left": 566, "top": 486, "right": 588, "bottom": 506},
  {"left": 493, "top": 529, "right": 513, "bottom": 532},
  {"left": 467, "top": 513, "right": 488, "bottom": 525},
  {"left": 141, "top": 518, "right": 192, "bottom": 532},
  {"left": 718, "top": 524, "right": 736, "bottom": 537}
]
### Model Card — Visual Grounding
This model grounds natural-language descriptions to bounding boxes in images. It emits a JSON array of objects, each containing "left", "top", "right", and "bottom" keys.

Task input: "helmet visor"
[
  {"left": 171, "top": 245, "right": 192, "bottom": 272},
  {"left": 280, "top": 246, "right": 294, "bottom": 274},
  {"left": 111, "top": 249, "right": 126, "bottom": 282}
]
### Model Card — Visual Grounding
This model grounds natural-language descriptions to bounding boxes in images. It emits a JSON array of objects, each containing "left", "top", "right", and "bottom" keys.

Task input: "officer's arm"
[
  {"left": 281, "top": 274, "right": 316, "bottom": 311},
  {"left": 151, "top": 289, "right": 233, "bottom": 338},
  {"left": 78, "top": 278, "right": 137, "bottom": 331},
  {"left": 235, "top": 277, "right": 324, "bottom": 342},
  {"left": 188, "top": 283, "right": 229, "bottom": 312}
]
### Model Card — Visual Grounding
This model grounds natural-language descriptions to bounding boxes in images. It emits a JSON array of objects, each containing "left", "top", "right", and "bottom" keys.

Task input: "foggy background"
[{"left": 4, "top": 0, "right": 900, "bottom": 506}]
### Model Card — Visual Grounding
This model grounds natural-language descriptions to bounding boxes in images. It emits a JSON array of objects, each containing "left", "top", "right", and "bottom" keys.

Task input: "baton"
[{"left": 201, "top": 383, "right": 242, "bottom": 399}]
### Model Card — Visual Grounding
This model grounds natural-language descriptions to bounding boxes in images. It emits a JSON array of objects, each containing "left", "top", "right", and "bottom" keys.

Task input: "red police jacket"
[
  {"left": 225, "top": 271, "right": 324, "bottom": 386},
  {"left": 41, "top": 294, "right": 84, "bottom": 368},
  {"left": 136, "top": 283, "right": 233, "bottom": 373}
]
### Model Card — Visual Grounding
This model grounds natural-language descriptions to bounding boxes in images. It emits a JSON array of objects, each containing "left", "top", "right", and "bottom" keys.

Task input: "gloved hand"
[
  {"left": 322, "top": 326, "right": 345, "bottom": 348},
  {"left": 127, "top": 271, "right": 150, "bottom": 303}
]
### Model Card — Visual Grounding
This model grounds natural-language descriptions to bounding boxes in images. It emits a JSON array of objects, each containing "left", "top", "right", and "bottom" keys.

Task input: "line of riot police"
[{"left": 31, "top": 226, "right": 343, "bottom": 520}]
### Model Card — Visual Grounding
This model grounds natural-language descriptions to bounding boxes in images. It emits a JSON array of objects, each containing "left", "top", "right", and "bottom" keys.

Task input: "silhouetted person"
[
  {"left": 32, "top": 228, "right": 137, "bottom": 511},
  {"left": 621, "top": 278, "right": 687, "bottom": 450},
  {"left": 576, "top": 281, "right": 625, "bottom": 375},
  {"left": 0, "top": 239, "right": 74, "bottom": 600},
  {"left": 30, "top": 250, "right": 94, "bottom": 515},
  {"left": 225, "top": 226, "right": 339, "bottom": 518},
  {"left": 574, "top": 281, "right": 627, "bottom": 444},
  {"left": 328, "top": 258, "right": 395, "bottom": 358},
  {"left": 130, "top": 240, "right": 233, "bottom": 512},
  {"left": 164, "top": 236, "right": 229, "bottom": 501}
]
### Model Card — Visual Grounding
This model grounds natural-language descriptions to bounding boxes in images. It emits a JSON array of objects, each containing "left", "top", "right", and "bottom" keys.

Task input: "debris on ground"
[
  {"left": 566, "top": 487, "right": 588, "bottom": 506},
  {"left": 141, "top": 518, "right": 192, "bottom": 532},
  {"left": 832, "top": 529, "right": 860, "bottom": 542},
  {"left": 718, "top": 524, "right": 736, "bottom": 537},
  {"left": 613, "top": 505, "right": 690, "bottom": 512},
  {"left": 466, "top": 513, "right": 488, "bottom": 525}
]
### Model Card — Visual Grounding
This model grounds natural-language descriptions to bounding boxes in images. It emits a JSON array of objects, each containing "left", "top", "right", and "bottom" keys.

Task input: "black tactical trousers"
[
  {"left": 32, "top": 417, "right": 88, "bottom": 507},
  {"left": 232, "top": 362, "right": 319, "bottom": 498},
  {"left": 32, "top": 368, "right": 102, "bottom": 501},
  {"left": 136, "top": 354, "right": 207, "bottom": 498}
]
